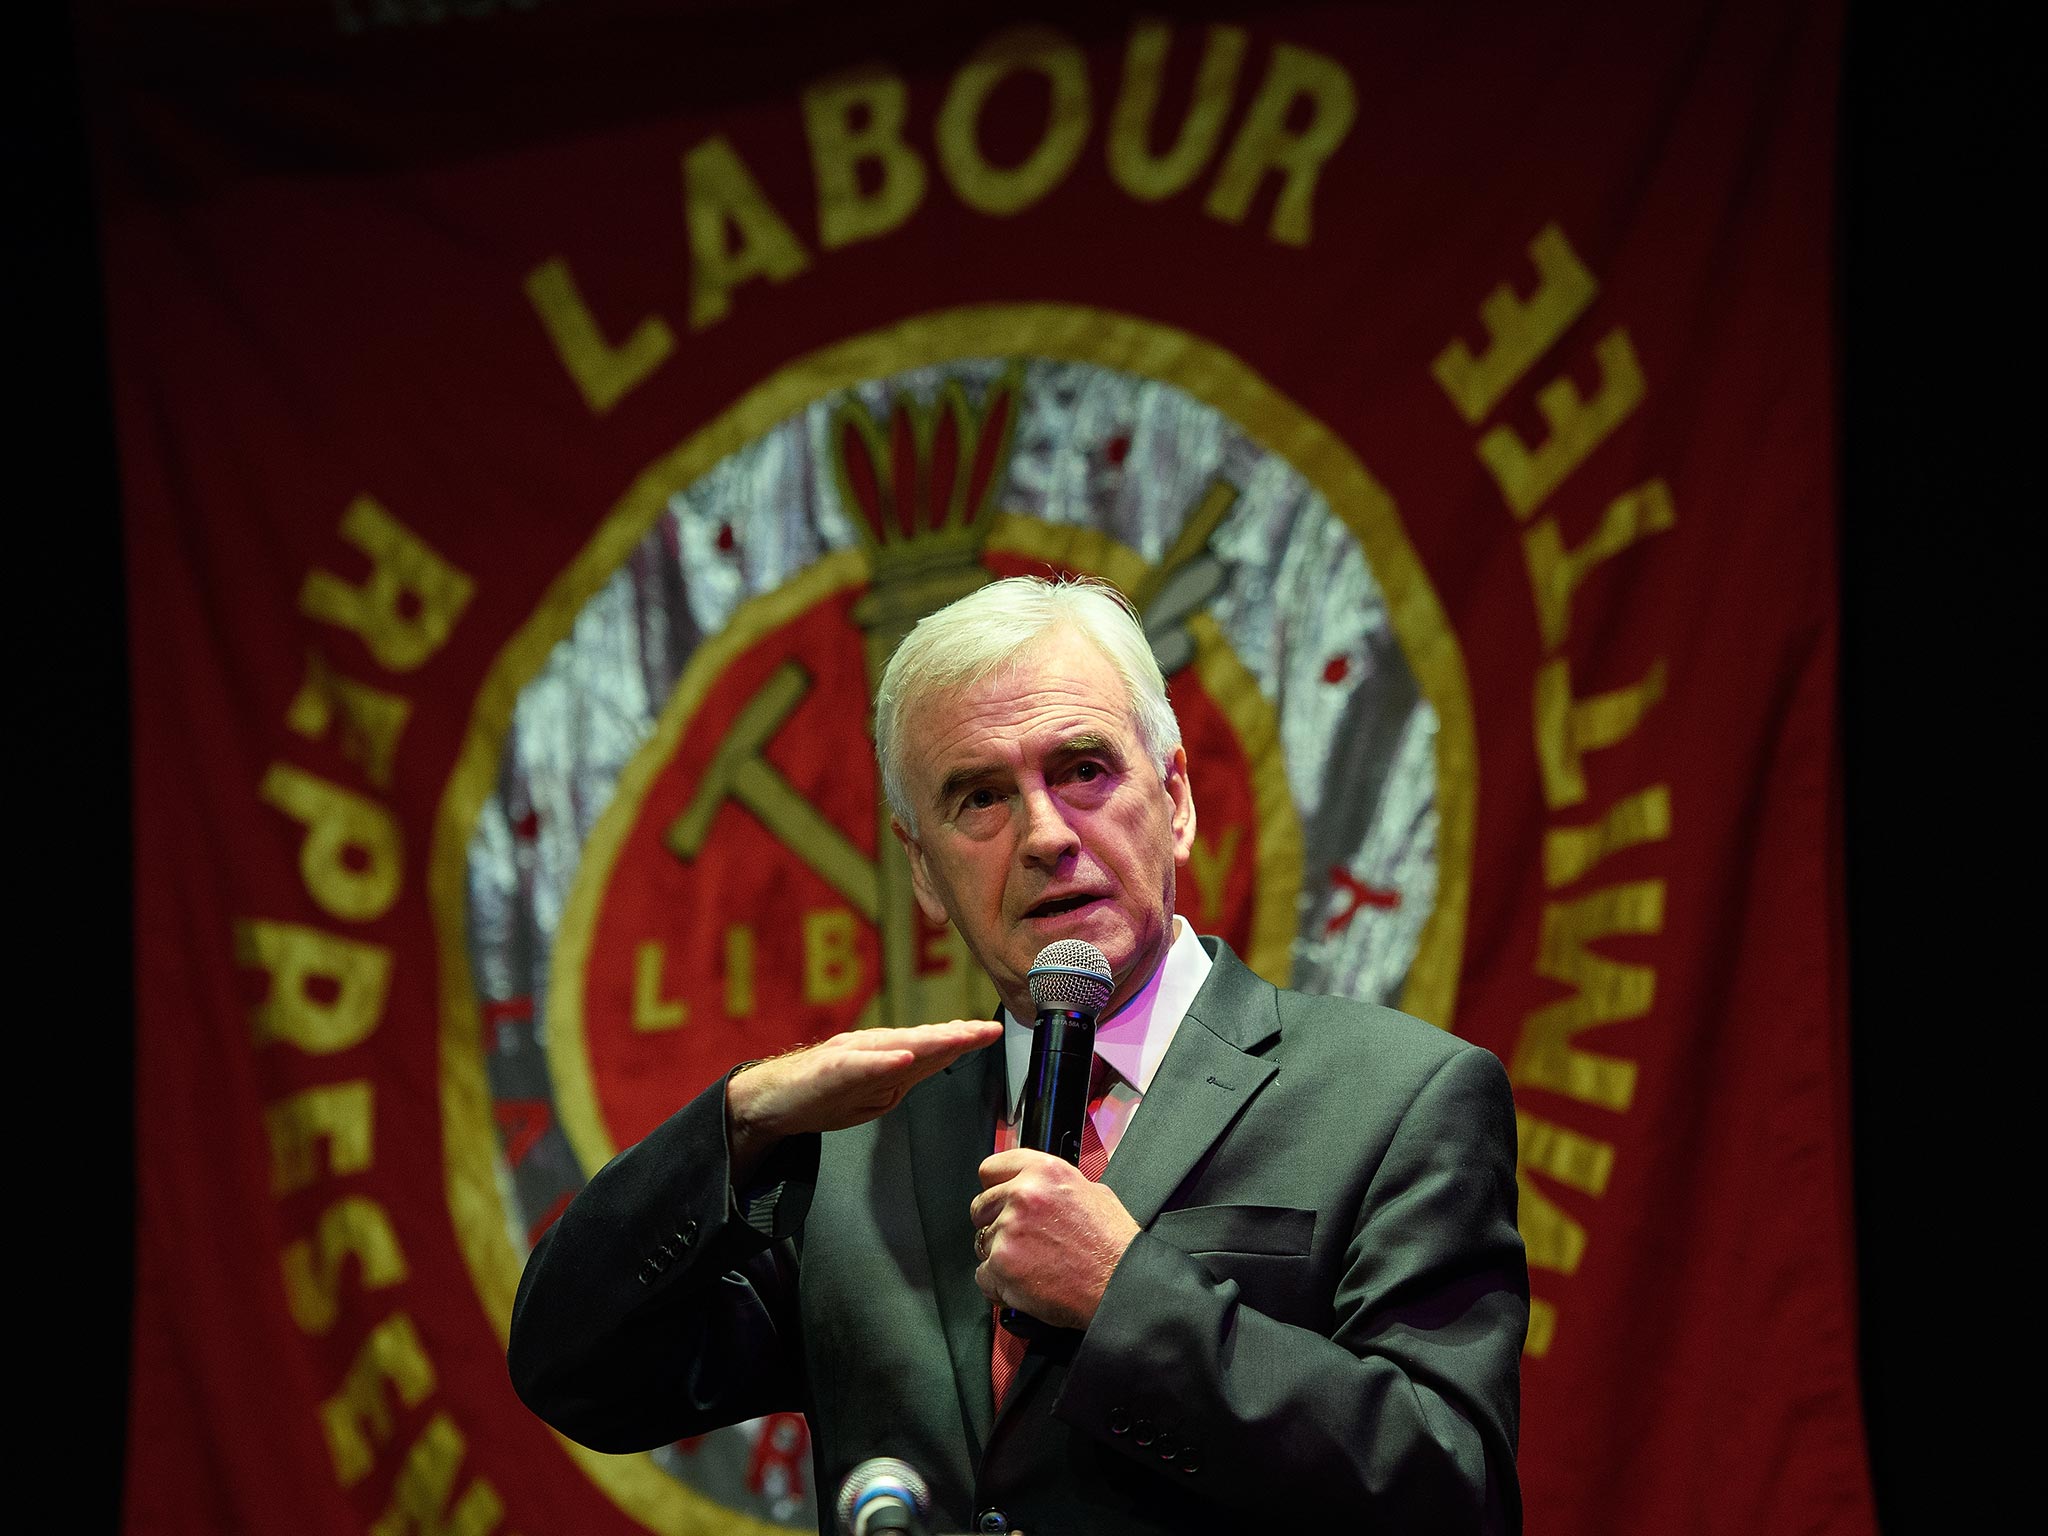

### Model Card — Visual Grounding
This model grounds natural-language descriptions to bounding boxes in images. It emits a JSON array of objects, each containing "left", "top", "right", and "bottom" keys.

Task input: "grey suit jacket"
[{"left": 509, "top": 939, "right": 1528, "bottom": 1533}]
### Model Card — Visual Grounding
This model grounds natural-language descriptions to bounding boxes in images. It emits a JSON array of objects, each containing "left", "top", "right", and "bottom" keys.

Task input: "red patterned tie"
[{"left": 991, "top": 1056, "right": 1114, "bottom": 1409}]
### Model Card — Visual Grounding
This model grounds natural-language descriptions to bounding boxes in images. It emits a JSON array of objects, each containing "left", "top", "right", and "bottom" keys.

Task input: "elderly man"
[{"left": 509, "top": 576, "right": 1527, "bottom": 1533}]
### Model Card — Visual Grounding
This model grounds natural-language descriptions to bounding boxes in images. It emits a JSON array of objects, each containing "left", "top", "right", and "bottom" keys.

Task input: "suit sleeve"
[
  {"left": 506, "top": 1069, "right": 821, "bottom": 1454},
  {"left": 1056, "top": 1042, "right": 1528, "bottom": 1530}
]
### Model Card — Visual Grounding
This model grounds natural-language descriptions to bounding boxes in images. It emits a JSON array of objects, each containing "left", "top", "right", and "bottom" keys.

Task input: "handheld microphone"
[
  {"left": 1001, "top": 939, "right": 1113, "bottom": 1336},
  {"left": 835, "top": 1456, "right": 931, "bottom": 1536}
]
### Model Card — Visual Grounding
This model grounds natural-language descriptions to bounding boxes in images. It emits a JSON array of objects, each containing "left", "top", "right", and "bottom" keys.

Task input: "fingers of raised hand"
[
  {"left": 895, "top": 1018, "right": 1004, "bottom": 1068},
  {"left": 816, "top": 1020, "right": 999, "bottom": 1089},
  {"left": 748, "top": 1020, "right": 1000, "bottom": 1135}
]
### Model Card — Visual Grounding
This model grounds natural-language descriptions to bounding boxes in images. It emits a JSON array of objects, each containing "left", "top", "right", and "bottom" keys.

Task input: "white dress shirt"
[{"left": 999, "top": 918, "right": 1213, "bottom": 1166}]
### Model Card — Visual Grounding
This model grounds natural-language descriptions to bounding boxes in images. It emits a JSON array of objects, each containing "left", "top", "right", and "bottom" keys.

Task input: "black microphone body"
[
  {"left": 1017, "top": 1006, "right": 1097, "bottom": 1166},
  {"left": 1001, "top": 940, "right": 1113, "bottom": 1337}
]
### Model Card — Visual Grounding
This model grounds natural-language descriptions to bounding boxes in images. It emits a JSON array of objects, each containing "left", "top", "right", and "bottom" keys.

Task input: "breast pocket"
[{"left": 1149, "top": 1204, "right": 1318, "bottom": 1327}]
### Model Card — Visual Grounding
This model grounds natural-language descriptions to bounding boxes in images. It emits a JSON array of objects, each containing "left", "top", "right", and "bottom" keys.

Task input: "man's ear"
[
  {"left": 892, "top": 817, "right": 951, "bottom": 925},
  {"left": 1165, "top": 747, "right": 1197, "bottom": 865}
]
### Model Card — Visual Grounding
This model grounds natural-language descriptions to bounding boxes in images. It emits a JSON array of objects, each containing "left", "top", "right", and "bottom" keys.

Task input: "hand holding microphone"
[{"left": 973, "top": 941, "right": 1139, "bottom": 1334}]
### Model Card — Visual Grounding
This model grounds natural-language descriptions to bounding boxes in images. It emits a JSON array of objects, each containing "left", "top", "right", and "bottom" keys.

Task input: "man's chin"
[
  {"left": 1000, "top": 911, "right": 1113, "bottom": 989},
  {"left": 1007, "top": 911, "right": 1175, "bottom": 1014}
]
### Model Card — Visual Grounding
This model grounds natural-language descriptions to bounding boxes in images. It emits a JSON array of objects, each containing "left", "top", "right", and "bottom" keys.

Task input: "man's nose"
[{"left": 1017, "top": 783, "right": 1078, "bottom": 867}]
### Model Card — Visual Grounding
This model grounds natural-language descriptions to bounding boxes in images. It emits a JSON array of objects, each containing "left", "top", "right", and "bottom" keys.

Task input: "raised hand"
[
  {"left": 970, "top": 1148, "right": 1140, "bottom": 1330},
  {"left": 724, "top": 1019, "right": 1003, "bottom": 1180}
]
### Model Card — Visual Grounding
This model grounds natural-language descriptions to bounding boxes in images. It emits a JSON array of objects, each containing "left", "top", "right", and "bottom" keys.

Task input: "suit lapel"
[
  {"left": 906, "top": 1038, "right": 1005, "bottom": 1455},
  {"left": 1102, "top": 939, "right": 1280, "bottom": 1227},
  {"left": 986, "top": 942, "right": 1283, "bottom": 1449}
]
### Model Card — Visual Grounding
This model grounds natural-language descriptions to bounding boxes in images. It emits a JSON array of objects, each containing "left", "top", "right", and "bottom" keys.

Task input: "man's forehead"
[
  {"left": 932, "top": 726, "right": 1122, "bottom": 782},
  {"left": 900, "top": 645, "right": 1139, "bottom": 777},
  {"left": 913, "top": 704, "right": 1137, "bottom": 771}
]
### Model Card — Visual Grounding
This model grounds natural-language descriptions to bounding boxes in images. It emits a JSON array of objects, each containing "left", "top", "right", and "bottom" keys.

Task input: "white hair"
[{"left": 875, "top": 575, "right": 1182, "bottom": 825}]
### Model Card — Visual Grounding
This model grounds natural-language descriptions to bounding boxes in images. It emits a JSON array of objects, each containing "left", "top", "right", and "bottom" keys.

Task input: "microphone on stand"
[
  {"left": 835, "top": 1457, "right": 931, "bottom": 1536},
  {"left": 1001, "top": 938, "right": 1114, "bottom": 1336}
]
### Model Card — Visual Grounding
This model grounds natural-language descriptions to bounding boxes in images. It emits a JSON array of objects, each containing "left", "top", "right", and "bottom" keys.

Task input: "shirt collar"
[{"left": 1001, "top": 918, "right": 1213, "bottom": 1120}]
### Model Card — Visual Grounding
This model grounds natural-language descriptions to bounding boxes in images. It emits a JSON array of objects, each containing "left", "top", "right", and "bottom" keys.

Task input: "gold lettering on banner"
[
  {"left": 1479, "top": 328, "right": 1647, "bottom": 519},
  {"left": 725, "top": 924, "right": 757, "bottom": 1018},
  {"left": 633, "top": 942, "right": 689, "bottom": 1031},
  {"left": 260, "top": 764, "right": 404, "bottom": 923},
  {"left": 1524, "top": 479, "right": 1676, "bottom": 651},
  {"left": 1186, "top": 825, "right": 1242, "bottom": 926},
  {"left": 1433, "top": 221, "right": 1673, "bottom": 1359},
  {"left": 369, "top": 1414, "right": 514, "bottom": 1536},
  {"left": 684, "top": 136, "right": 813, "bottom": 330},
  {"left": 257, "top": 452, "right": 481, "bottom": 1514},
  {"left": 936, "top": 26, "right": 1092, "bottom": 216},
  {"left": 523, "top": 258, "right": 677, "bottom": 416},
  {"left": 804, "top": 67, "right": 930, "bottom": 248},
  {"left": 321, "top": 1311, "right": 436, "bottom": 1486},
  {"left": 1515, "top": 1115, "right": 1616, "bottom": 1362},
  {"left": 1205, "top": 42, "right": 1357, "bottom": 245},
  {"left": 1515, "top": 1174, "right": 1585, "bottom": 1275},
  {"left": 921, "top": 920, "right": 974, "bottom": 982},
  {"left": 526, "top": 22, "right": 1368, "bottom": 402},
  {"left": 236, "top": 920, "right": 393, "bottom": 1053},
  {"left": 300, "top": 498, "right": 476, "bottom": 672},
  {"left": 1431, "top": 224, "right": 1599, "bottom": 425},
  {"left": 265, "top": 1081, "right": 375, "bottom": 1195},
  {"left": 1107, "top": 20, "right": 1247, "bottom": 201},
  {"left": 1544, "top": 783, "right": 1671, "bottom": 889},
  {"left": 281, "top": 1195, "right": 409, "bottom": 1336},
  {"left": 287, "top": 652, "right": 413, "bottom": 789},
  {"left": 1533, "top": 655, "right": 1667, "bottom": 810},
  {"left": 1511, "top": 880, "right": 1664, "bottom": 1112},
  {"left": 804, "top": 908, "right": 863, "bottom": 1005},
  {"left": 1518, "top": 1109, "right": 1615, "bottom": 1197}
]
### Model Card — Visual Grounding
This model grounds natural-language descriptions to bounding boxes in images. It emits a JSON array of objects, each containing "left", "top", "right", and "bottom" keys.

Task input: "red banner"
[{"left": 102, "top": 2, "right": 1870, "bottom": 1531}]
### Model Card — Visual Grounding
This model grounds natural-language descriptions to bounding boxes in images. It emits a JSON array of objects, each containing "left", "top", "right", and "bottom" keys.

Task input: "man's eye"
[{"left": 962, "top": 788, "right": 999, "bottom": 811}]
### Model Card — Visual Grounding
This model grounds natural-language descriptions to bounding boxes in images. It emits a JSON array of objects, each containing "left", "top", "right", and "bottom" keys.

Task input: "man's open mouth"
[{"left": 1025, "top": 893, "right": 1101, "bottom": 919}]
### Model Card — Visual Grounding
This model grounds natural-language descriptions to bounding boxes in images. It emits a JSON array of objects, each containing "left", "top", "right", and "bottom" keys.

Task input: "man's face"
[{"left": 892, "top": 625, "right": 1197, "bottom": 1021}]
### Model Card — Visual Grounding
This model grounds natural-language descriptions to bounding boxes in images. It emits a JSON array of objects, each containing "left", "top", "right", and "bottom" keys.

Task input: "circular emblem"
[{"left": 434, "top": 307, "right": 1473, "bottom": 1531}]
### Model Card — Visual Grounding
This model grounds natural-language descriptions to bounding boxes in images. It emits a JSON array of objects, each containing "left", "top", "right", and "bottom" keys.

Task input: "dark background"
[{"left": 22, "top": 3, "right": 2003, "bottom": 1529}]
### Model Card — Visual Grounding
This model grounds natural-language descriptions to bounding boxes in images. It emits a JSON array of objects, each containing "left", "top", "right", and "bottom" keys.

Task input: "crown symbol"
[{"left": 834, "top": 367, "right": 1021, "bottom": 643}]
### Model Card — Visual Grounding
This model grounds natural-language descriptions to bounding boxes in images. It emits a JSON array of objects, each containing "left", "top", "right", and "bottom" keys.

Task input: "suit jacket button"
[
  {"left": 1155, "top": 1435, "right": 1178, "bottom": 1460},
  {"left": 974, "top": 1510, "right": 1009, "bottom": 1533},
  {"left": 680, "top": 1220, "right": 699, "bottom": 1244},
  {"left": 1133, "top": 1418, "right": 1157, "bottom": 1446},
  {"left": 1107, "top": 1408, "right": 1131, "bottom": 1435},
  {"left": 1179, "top": 1443, "right": 1203, "bottom": 1474}
]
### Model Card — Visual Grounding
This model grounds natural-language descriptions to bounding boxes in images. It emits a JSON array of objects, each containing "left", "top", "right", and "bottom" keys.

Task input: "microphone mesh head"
[
  {"left": 1028, "top": 939, "right": 1113, "bottom": 1012},
  {"left": 835, "top": 1457, "right": 930, "bottom": 1534}
]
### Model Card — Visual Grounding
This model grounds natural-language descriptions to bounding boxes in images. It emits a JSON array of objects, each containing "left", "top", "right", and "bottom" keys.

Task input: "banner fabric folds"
[{"left": 96, "top": 2, "right": 1870, "bottom": 1531}]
